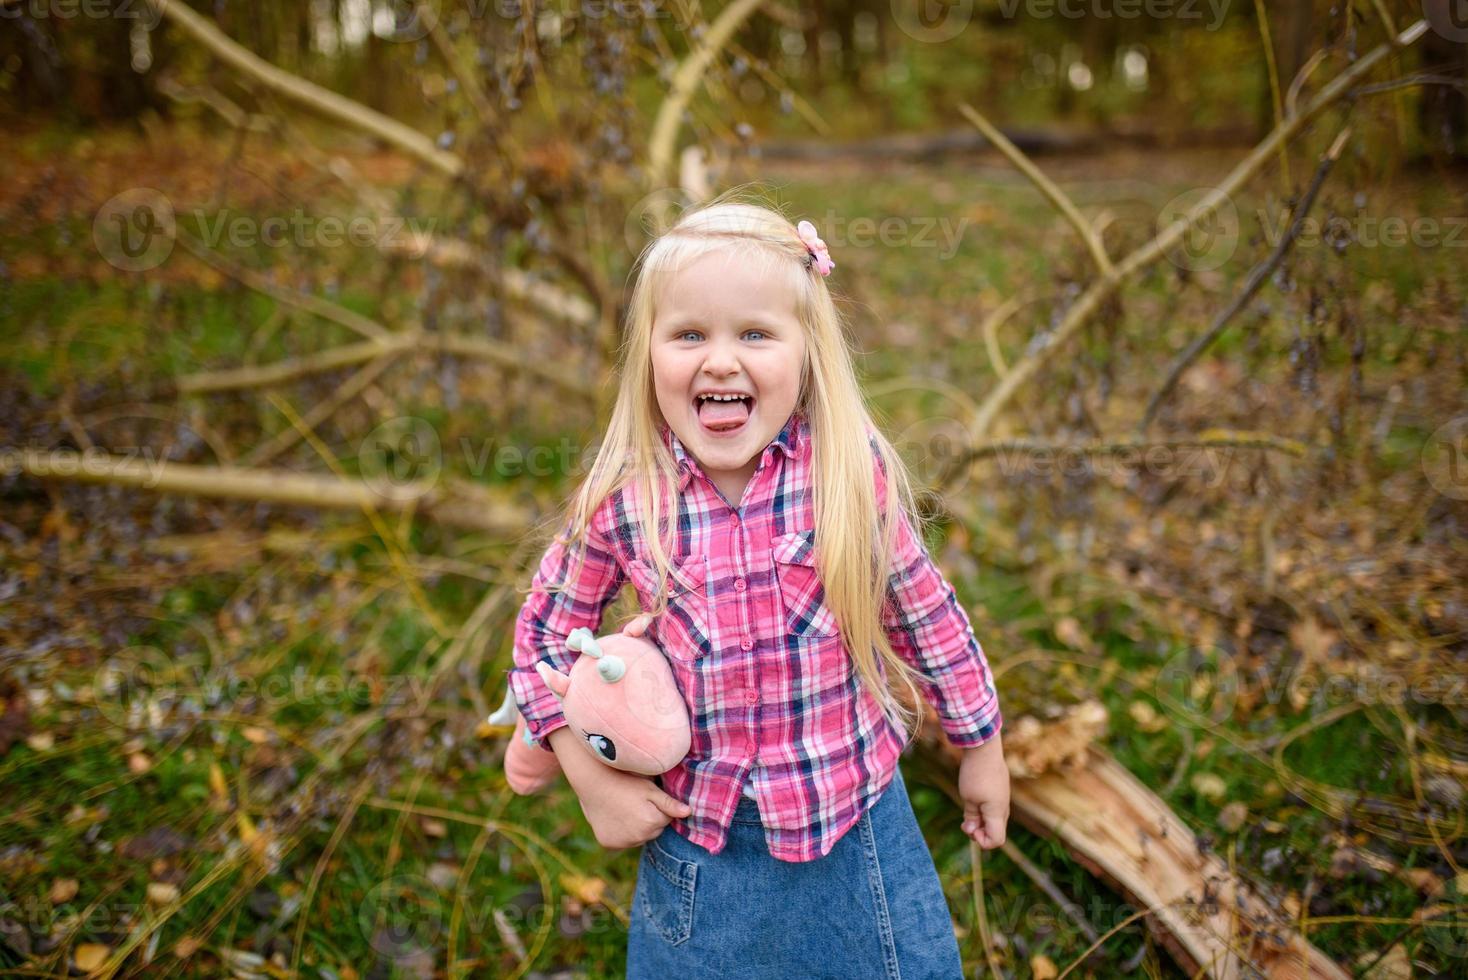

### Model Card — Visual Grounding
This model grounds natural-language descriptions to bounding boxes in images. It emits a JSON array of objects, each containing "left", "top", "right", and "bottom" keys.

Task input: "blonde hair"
[{"left": 539, "top": 189, "right": 935, "bottom": 741}]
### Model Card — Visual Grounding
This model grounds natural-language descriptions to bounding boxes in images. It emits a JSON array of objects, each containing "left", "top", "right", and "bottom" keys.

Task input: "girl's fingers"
[{"left": 624, "top": 613, "right": 654, "bottom": 637}]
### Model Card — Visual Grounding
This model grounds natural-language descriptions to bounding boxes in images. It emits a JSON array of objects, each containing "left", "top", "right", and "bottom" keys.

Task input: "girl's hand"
[
  {"left": 958, "top": 734, "right": 1010, "bottom": 849},
  {"left": 547, "top": 726, "right": 692, "bottom": 850},
  {"left": 622, "top": 613, "right": 655, "bottom": 638}
]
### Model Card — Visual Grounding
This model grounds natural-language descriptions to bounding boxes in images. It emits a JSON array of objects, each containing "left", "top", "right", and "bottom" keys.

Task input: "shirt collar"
[{"left": 662, "top": 409, "right": 804, "bottom": 491}]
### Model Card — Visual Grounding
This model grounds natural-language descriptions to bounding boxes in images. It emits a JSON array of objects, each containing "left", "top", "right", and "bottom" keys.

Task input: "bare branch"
[
  {"left": 146, "top": 0, "right": 462, "bottom": 177},
  {"left": 1139, "top": 126, "right": 1352, "bottom": 433},
  {"left": 9, "top": 449, "right": 525, "bottom": 533},
  {"left": 647, "top": 0, "right": 767, "bottom": 191},
  {"left": 176, "top": 331, "right": 594, "bottom": 401},
  {"left": 174, "top": 234, "right": 393, "bottom": 343},
  {"left": 958, "top": 103, "right": 1115, "bottom": 279},
  {"left": 965, "top": 20, "right": 1428, "bottom": 443}
]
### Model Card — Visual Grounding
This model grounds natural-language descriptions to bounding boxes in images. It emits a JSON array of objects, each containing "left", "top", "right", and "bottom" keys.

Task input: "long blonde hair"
[{"left": 539, "top": 189, "right": 935, "bottom": 740}]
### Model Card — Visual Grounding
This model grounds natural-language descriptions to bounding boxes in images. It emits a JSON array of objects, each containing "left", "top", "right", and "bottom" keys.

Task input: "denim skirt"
[{"left": 626, "top": 765, "right": 964, "bottom": 980}]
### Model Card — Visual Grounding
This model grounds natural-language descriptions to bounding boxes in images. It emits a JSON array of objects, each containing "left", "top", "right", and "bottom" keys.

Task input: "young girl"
[{"left": 508, "top": 196, "right": 1008, "bottom": 978}]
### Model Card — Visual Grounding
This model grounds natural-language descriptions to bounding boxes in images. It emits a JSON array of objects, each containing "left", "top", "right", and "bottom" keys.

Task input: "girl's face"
[{"left": 651, "top": 247, "right": 807, "bottom": 499}]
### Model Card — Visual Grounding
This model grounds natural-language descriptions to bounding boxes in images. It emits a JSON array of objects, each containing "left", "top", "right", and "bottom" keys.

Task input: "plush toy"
[{"left": 488, "top": 621, "right": 692, "bottom": 795}]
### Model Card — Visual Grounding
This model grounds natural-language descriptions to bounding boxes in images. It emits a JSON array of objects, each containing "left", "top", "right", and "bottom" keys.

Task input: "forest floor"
[{"left": 2, "top": 121, "right": 1465, "bottom": 979}]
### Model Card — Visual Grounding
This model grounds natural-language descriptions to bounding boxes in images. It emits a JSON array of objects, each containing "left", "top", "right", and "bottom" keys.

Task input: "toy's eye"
[{"left": 586, "top": 732, "right": 617, "bottom": 762}]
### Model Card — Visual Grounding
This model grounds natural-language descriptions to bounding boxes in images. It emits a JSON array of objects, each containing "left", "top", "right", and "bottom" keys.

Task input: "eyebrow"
[{"left": 663, "top": 317, "right": 784, "bottom": 332}]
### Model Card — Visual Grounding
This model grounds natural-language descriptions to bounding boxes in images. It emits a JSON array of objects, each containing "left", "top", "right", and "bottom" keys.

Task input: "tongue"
[{"left": 698, "top": 398, "right": 750, "bottom": 430}]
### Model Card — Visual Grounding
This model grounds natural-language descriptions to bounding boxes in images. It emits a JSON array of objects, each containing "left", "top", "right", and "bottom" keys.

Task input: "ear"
[{"left": 535, "top": 660, "right": 571, "bottom": 700}]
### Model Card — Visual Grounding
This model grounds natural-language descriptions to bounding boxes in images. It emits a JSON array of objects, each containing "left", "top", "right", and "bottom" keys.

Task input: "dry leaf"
[
  {"left": 1030, "top": 953, "right": 1058, "bottom": 980},
  {"left": 147, "top": 881, "right": 181, "bottom": 906},
  {"left": 1357, "top": 943, "right": 1411, "bottom": 980},
  {"left": 1128, "top": 700, "right": 1167, "bottom": 733},
  {"left": 128, "top": 752, "right": 152, "bottom": 774},
  {"left": 74, "top": 943, "right": 111, "bottom": 971},
  {"left": 49, "top": 878, "right": 79, "bottom": 904},
  {"left": 242, "top": 726, "right": 269, "bottom": 744},
  {"left": 209, "top": 760, "right": 229, "bottom": 802},
  {"left": 1217, "top": 801, "right": 1248, "bottom": 832},
  {"left": 1191, "top": 772, "right": 1227, "bottom": 802},
  {"left": 173, "top": 936, "right": 203, "bottom": 959},
  {"left": 25, "top": 732, "right": 55, "bottom": 752},
  {"left": 560, "top": 873, "right": 608, "bottom": 907},
  {"left": 420, "top": 817, "right": 447, "bottom": 838}
]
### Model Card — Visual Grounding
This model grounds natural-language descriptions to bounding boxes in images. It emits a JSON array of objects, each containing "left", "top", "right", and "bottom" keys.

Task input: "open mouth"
[{"left": 694, "top": 392, "right": 754, "bottom": 435}]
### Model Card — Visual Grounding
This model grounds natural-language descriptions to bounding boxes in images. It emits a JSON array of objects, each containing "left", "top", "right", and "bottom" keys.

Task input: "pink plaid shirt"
[{"left": 508, "top": 409, "right": 1002, "bottom": 862}]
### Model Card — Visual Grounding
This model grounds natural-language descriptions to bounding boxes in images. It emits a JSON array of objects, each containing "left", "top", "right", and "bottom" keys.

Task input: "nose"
[{"left": 701, "top": 335, "right": 742, "bottom": 378}]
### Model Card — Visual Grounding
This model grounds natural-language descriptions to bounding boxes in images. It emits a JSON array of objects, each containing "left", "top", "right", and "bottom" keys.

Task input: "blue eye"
[
  {"left": 744, "top": 330, "right": 767, "bottom": 341},
  {"left": 678, "top": 330, "right": 701, "bottom": 342}
]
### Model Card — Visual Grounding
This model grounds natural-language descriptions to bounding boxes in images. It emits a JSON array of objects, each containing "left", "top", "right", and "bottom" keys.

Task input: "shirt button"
[
  {"left": 745, "top": 690, "right": 759, "bottom": 705},
  {"left": 729, "top": 514, "right": 740, "bottom": 528},
  {"left": 734, "top": 577, "right": 746, "bottom": 592},
  {"left": 740, "top": 637, "right": 753, "bottom": 651},
  {"left": 745, "top": 740, "right": 757, "bottom": 755}
]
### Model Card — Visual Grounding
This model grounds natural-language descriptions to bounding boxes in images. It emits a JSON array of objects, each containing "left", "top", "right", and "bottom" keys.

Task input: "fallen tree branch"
[
  {"left": 958, "top": 103, "right": 1115, "bottom": 279},
  {"left": 1139, "top": 125, "right": 1352, "bottom": 433},
  {"left": 175, "top": 331, "right": 594, "bottom": 401},
  {"left": 174, "top": 234, "right": 393, "bottom": 343},
  {"left": 961, "top": 19, "right": 1428, "bottom": 447},
  {"left": 8, "top": 449, "right": 526, "bottom": 534},
  {"left": 146, "top": 0, "right": 462, "bottom": 178}
]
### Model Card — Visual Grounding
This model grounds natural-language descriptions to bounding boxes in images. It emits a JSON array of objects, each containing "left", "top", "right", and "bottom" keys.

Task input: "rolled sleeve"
[
  {"left": 509, "top": 510, "right": 627, "bottom": 751},
  {"left": 873, "top": 435, "right": 1002, "bottom": 747}
]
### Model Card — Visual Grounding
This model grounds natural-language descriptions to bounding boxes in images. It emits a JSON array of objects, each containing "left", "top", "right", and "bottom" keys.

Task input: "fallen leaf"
[
  {"left": 1030, "top": 954, "right": 1058, "bottom": 980},
  {"left": 49, "top": 878, "right": 79, "bottom": 904},
  {"left": 1191, "top": 772, "right": 1227, "bottom": 802},
  {"left": 1217, "top": 801, "right": 1248, "bottom": 832},
  {"left": 74, "top": 943, "right": 111, "bottom": 971},
  {"left": 559, "top": 873, "right": 607, "bottom": 907},
  {"left": 172, "top": 936, "right": 203, "bottom": 959},
  {"left": 420, "top": 818, "right": 447, "bottom": 839},
  {"left": 25, "top": 732, "right": 55, "bottom": 752},
  {"left": 147, "top": 881, "right": 181, "bottom": 906}
]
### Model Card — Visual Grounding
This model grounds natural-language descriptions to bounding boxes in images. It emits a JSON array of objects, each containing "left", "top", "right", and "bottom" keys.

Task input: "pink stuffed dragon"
[{"left": 488, "top": 619, "right": 691, "bottom": 795}]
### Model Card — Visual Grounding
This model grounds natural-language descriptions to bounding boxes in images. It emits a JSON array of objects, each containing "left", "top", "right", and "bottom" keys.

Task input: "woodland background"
[{"left": 1, "top": 1, "right": 1466, "bottom": 978}]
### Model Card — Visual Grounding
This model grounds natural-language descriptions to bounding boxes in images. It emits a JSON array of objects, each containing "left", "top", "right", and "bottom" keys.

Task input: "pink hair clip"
[{"left": 797, "top": 220, "right": 835, "bottom": 277}]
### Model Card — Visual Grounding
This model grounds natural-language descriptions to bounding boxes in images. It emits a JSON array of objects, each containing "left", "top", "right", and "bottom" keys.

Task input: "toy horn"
[{"left": 567, "top": 628, "right": 626, "bottom": 683}]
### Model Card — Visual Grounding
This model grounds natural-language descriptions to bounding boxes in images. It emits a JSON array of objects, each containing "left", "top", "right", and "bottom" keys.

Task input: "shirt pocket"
[
  {"left": 772, "top": 529, "right": 840, "bottom": 638},
  {"left": 626, "top": 553, "right": 715, "bottom": 662}
]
